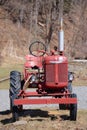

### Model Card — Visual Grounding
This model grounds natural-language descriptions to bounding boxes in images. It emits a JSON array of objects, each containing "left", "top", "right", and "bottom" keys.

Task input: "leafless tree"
[{"left": 68, "top": 0, "right": 87, "bottom": 57}]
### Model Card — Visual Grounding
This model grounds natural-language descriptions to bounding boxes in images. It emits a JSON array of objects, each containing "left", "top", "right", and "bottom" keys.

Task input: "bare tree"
[{"left": 68, "top": 0, "right": 87, "bottom": 58}]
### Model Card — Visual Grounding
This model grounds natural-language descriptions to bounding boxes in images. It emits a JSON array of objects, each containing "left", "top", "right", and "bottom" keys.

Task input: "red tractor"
[
  {"left": 9, "top": 19, "right": 77, "bottom": 121},
  {"left": 9, "top": 40, "right": 77, "bottom": 121}
]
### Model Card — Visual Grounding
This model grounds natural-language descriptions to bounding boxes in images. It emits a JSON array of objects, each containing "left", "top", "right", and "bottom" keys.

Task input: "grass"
[
  {"left": 76, "top": 110, "right": 87, "bottom": 127},
  {"left": 0, "top": 80, "right": 9, "bottom": 89},
  {"left": 0, "top": 64, "right": 23, "bottom": 78},
  {"left": 73, "top": 79, "right": 87, "bottom": 86},
  {"left": 69, "top": 61, "right": 87, "bottom": 86},
  {"left": 0, "top": 64, "right": 23, "bottom": 89}
]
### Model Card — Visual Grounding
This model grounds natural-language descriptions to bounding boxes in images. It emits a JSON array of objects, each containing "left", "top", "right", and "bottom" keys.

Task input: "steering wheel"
[{"left": 29, "top": 41, "right": 47, "bottom": 57}]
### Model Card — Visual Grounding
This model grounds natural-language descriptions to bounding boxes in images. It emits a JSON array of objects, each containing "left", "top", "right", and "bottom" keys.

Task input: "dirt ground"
[{"left": 0, "top": 108, "right": 87, "bottom": 130}]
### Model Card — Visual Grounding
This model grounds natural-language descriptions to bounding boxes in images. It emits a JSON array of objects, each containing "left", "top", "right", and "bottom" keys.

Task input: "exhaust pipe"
[{"left": 58, "top": 18, "right": 64, "bottom": 55}]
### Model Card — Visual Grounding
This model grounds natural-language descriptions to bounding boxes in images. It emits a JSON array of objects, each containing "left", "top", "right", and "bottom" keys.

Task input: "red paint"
[
  {"left": 25, "top": 55, "right": 43, "bottom": 68},
  {"left": 18, "top": 50, "right": 77, "bottom": 108},
  {"left": 14, "top": 98, "right": 77, "bottom": 105},
  {"left": 44, "top": 55, "right": 68, "bottom": 88}
]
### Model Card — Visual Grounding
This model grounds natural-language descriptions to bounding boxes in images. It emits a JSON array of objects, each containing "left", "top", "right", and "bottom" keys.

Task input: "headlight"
[
  {"left": 68, "top": 72, "right": 74, "bottom": 81},
  {"left": 30, "top": 74, "right": 37, "bottom": 83}
]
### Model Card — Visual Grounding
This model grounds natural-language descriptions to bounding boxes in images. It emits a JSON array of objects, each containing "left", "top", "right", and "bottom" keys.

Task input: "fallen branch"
[{"left": 0, "top": 77, "right": 10, "bottom": 82}]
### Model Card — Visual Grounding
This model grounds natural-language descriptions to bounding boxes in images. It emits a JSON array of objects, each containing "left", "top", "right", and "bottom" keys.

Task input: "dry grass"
[
  {"left": 0, "top": 109, "right": 87, "bottom": 130},
  {"left": 0, "top": 63, "right": 24, "bottom": 89},
  {"left": 69, "top": 61, "right": 87, "bottom": 86}
]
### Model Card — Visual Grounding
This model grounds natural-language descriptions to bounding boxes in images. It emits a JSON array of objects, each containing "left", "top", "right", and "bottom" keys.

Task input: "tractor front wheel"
[
  {"left": 59, "top": 104, "right": 66, "bottom": 110},
  {"left": 9, "top": 71, "right": 22, "bottom": 121},
  {"left": 70, "top": 93, "right": 77, "bottom": 121}
]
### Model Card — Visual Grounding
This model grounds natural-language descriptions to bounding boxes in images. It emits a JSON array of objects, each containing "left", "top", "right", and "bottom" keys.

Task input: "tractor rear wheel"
[
  {"left": 9, "top": 71, "right": 22, "bottom": 121},
  {"left": 70, "top": 93, "right": 77, "bottom": 121}
]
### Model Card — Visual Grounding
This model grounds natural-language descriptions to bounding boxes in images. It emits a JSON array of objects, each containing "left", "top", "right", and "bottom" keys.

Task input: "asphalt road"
[{"left": 0, "top": 86, "right": 87, "bottom": 112}]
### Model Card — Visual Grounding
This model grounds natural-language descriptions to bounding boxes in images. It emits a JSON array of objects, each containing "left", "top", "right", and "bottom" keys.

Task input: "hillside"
[
  {"left": 0, "top": 0, "right": 87, "bottom": 66},
  {"left": 0, "top": 7, "right": 29, "bottom": 65}
]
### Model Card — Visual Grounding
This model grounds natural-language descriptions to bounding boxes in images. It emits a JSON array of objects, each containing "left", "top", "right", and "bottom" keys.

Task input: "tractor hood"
[{"left": 44, "top": 55, "right": 68, "bottom": 64}]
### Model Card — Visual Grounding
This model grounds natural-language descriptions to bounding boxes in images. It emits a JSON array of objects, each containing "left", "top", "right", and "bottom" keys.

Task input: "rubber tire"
[
  {"left": 12, "top": 106, "right": 19, "bottom": 121},
  {"left": 59, "top": 104, "right": 66, "bottom": 110},
  {"left": 70, "top": 93, "right": 77, "bottom": 121},
  {"left": 59, "top": 83, "right": 72, "bottom": 110},
  {"left": 29, "top": 40, "right": 46, "bottom": 57},
  {"left": 9, "top": 71, "right": 21, "bottom": 121},
  {"left": 68, "top": 82, "right": 72, "bottom": 93}
]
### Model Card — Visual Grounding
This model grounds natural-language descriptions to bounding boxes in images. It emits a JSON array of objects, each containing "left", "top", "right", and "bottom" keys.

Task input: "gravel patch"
[
  {"left": 0, "top": 87, "right": 87, "bottom": 112},
  {"left": 73, "top": 86, "right": 87, "bottom": 110},
  {"left": 0, "top": 89, "right": 10, "bottom": 112}
]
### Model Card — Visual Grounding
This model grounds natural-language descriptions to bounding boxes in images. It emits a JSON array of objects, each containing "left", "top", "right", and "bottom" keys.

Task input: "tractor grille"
[
  {"left": 45, "top": 63, "right": 67, "bottom": 83},
  {"left": 58, "top": 63, "right": 67, "bottom": 82},
  {"left": 46, "top": 64, "right": 55, "bottom": 82}
]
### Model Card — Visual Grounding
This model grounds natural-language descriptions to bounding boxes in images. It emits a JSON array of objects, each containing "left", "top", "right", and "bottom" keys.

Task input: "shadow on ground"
[
  {"left": 0, "top": 109, "right": 70, "bottom": 125},
  {"left": 0, "top": 110, "right": 11, "bottom": 115}
]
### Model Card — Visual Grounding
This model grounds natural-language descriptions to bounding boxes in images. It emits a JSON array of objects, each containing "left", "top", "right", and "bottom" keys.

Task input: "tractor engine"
[
  {"left": 23, "top": 53, "right": 68, "bottom": 93},
  {"left": 24, "top": 54, "right": 44, "bottom": 88},
  {"left": 44, "top": 55, "right": 68, "bottom": 89}
]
